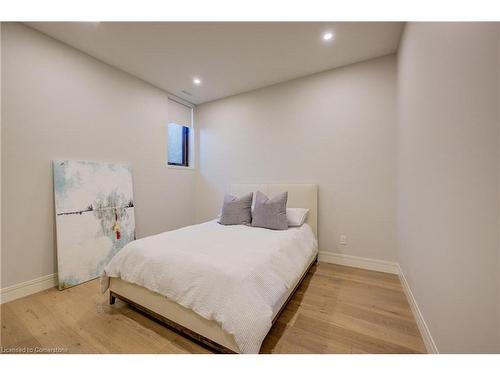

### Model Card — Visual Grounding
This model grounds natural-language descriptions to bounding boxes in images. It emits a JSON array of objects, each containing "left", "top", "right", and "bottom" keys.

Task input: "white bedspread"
[{"left": 102, "top": 220, "right": 317, "bottom": 353}]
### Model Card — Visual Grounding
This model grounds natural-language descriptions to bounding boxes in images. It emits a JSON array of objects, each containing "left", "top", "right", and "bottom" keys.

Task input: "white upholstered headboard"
[{"left": 230, "top": 183, "right": 318, "bottom": 237}]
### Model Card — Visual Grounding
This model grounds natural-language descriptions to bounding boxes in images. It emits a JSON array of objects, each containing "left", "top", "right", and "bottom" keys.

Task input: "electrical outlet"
[{"left": 340, "top": 235, "right": 347, "bottom": 245}]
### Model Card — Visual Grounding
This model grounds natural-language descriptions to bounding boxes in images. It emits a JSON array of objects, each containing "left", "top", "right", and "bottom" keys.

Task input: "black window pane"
[{"left": 168, "top": 123, "right": 189, "bottom": 166}]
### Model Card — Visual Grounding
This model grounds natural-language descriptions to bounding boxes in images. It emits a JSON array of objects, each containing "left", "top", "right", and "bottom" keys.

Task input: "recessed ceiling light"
[
  {"left": 193, "top": 78, "right": 202, "bottom": 85},
  {"left": 322, "top": 32, "right": 334, "bottom": 41}
]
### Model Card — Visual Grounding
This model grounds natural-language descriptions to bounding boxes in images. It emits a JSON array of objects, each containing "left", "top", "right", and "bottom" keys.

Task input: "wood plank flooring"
[{"left": 0, "top": 263, "right": 426, "bottom": 354}]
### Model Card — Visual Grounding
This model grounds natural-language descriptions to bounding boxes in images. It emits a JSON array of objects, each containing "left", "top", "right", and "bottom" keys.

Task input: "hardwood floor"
[{"left": 0, "top": 263, "right": 426, "bottom": 354}]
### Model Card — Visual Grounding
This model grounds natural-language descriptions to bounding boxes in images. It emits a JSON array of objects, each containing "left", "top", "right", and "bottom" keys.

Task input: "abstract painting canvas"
[{"left": 53, "top": 160, "right": 135, "bottom": 290}]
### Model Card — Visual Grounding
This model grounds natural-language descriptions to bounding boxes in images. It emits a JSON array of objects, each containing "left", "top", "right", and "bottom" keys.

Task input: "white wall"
[
  {"left": 195, "top": 55, "right": 398, "bottom": 261},
  {"left": 398, "top": 22, "right": 500, "bottom": 353},
  {"left": 1, "top": 23, "right": 196, "bottom": 288}
]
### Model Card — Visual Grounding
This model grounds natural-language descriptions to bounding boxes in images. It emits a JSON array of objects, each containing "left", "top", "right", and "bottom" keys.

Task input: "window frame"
[
  {"left": 167, "top": 123, "right": 190, "bottom": 167},
  {"left": 166, "top": 97, "right": 195, "bottom": 170}
]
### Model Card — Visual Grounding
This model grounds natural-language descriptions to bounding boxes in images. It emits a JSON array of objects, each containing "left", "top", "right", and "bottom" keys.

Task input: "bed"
[{"left": 102, "top": 183, "right": 318, "bottom": 354}]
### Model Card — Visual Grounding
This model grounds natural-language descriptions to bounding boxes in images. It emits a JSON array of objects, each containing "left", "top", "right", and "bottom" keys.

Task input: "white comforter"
[{"left": 102, "top": 220, "right": 317, "bottom": 353}]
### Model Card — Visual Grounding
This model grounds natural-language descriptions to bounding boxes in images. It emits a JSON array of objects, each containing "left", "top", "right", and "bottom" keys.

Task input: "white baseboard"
[
  {"left": 398, "top": 265, "right": 439, "bottom": 354},
  {"left": 319, "top": 251, "right": 400, "bottom": 275},
  {"left": 0, "top": 273, "right": 58, "bottom": 304},
  {"left": 319, "top": 251, "right": 438, "bottom": 353}
]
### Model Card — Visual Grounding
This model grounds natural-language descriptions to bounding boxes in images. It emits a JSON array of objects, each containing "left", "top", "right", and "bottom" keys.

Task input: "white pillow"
[{"left": 286, "top": 208, "right": 309, "bottom": 227}]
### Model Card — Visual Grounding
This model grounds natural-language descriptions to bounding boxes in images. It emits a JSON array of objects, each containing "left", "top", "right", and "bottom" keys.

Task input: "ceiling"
[{"left": 27, "top": 22, "right": 404, "bottom": 104}]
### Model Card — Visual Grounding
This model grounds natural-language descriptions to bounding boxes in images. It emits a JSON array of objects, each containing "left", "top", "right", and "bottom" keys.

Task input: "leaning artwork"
[{"left": 53, "top": 160, "right": 135, "bottom": 290}]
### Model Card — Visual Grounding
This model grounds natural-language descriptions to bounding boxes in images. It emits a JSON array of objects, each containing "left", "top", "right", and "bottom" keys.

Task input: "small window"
[
  {"left": 167, "top": 123, "right": 190, "bottom": 167},
  {"left": 167, "top": 98, "right": 194, "bottom": 168}
]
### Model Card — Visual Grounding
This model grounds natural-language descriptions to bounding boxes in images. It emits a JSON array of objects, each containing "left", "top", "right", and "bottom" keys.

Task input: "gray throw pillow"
[
  {"left": 218, "top": 193, "right": 253, "bottom": 225},
  {"left": 252, "top": 191, "right": 288, "bottom": 230}
]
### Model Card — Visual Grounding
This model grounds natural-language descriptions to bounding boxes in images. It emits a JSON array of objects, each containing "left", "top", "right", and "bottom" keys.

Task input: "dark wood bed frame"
[{"left": 109, "top": 254, "right": 318, "bottom": 354}]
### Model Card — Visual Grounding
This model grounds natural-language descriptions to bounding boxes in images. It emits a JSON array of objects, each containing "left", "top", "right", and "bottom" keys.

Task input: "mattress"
[{"left": 103, "top": 220, "right": 318, "bottom": 353}]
